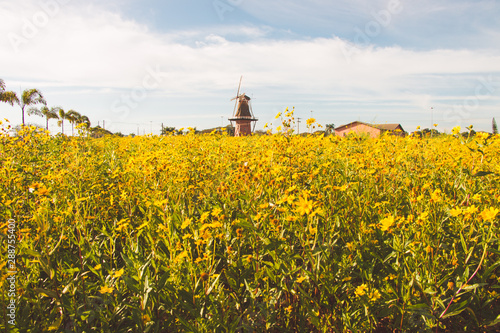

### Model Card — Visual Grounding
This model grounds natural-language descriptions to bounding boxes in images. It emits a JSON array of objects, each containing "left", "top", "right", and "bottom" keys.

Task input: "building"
[
  {"left": 334, "top": 121, "right": 405, "bottom": 138},
  {"left": 228, "top": 77, "right": 258, "bottom": 136},
  {"left": 228, "top": 94, "right": 257, "bottom": 136}
]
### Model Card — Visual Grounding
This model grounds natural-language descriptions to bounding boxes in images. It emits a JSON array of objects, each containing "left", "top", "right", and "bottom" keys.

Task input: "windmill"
[{"left": 228, "top": 76, "right": 258, "bottom": 136}]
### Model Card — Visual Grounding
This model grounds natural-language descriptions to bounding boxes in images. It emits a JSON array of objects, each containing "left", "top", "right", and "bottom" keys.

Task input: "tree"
[
  {"left": 77, "top": 115, "right": 91, "bottom": 129},
  {"left": 57, "top": 108, "right": 67, "bottom": 134},
  {"left": 493, "top": 118, "right": 498, "bottom": 135},
  {"left": 65, "top": 110, "right": 81, "bottom": 136},
  {"left": 161, "top": 126, "right": 176, "bottom": 135},
  {"left": 325, "top": 123, "right": 335, "bottom": 135},
  {"left": 28, "top": 105, "right": 59, "bottom": 130},
  {"left": 17, "top": 88, "right": 47, "bottom": 125},
  {"left": 0, "top": 79, "right": 19, "bottom": 106}
]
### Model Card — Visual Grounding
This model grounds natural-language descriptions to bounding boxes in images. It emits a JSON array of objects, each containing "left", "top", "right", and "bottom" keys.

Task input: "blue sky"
[{"left": 1, "top": 0, "right": 499, "bottom": 134}]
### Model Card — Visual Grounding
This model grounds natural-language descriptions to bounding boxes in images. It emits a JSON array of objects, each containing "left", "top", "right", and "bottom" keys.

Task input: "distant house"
[{"left": 334, "top": 121, "right": 406, "bottom": 138}]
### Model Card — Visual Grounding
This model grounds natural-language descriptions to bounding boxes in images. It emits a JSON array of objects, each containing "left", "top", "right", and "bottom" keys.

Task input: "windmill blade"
[
  {"left": 232, "top": 76, "right": 242, "bottom": 116},
  {"left": 236, "top": 76, "right": 242, "bottom": 97}
]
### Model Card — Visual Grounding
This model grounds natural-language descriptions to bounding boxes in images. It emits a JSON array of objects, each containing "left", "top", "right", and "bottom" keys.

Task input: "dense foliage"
[{"left": 1, "top": 121, "right": 499, "bottom": 332}]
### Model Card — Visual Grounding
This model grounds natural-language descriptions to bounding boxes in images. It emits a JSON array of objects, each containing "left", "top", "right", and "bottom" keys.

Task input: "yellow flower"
[
  {"left": 379, "top": 216, "right": 394, "bottom": 231},
  {"left": 368, "top": 289, "right": 381, "bottom": 302},
  {"left": 419, "top": 211, "right": 429, "bottom": 220},
  {"left": 296, "top": 275, "right": 307, "bottom": 283},
  {"left": 479, "top": 207, "right": 499, "bottom": 221},
  {"left": 212, "top": 207, "right": 222, "bottom": 216},
  {"left": 306, "top": 118, "right": 316, "bottom": 126},
  {"left": 430, "top": 189, "right": 442, "bottom": 202},
  {"left": 36, "top": 186, "right": 50, "bottom": 196},
  {"left": 112, "top": 268, "right": 124, "bottom": 278},
  {"left": 93, "top": 264, "right": 102, "bottom": 270},
  {"left": 465, "top": 205, "right": 478, "bottom": 215},
  {"left": 181, "top": 218, "right": 192, "bottom": 229},
  {"left": 384, "top": 274, "right": 397, "bottom": 281},
  {"left": 355, "top": 284, "right": 368, "bottom": 297},
  {"left": 452, "top": 126, "right": 461, "bottom": 135},
  {"left": 174, "top": 250, "right": 188, "bottom": 264},
  {"left": 450, "top": 207, "right": 462, "bottom": 217},
  {"left": 476, "top": 132, "right": 490, "bottom": 140},
  {"left": 295, "top": 196, "right": 314, "bottom": 215},
  {"left": 100, "top": 285, "right": 114, "bottom": 294},
  {"left": 309, "top": 225, "right": 317, "bottom": 235},
  {"left": 200, "top": 212, "right": 210, "bottom": 223},
  {"left": 447, "top": 281, "right": 454, "bottom": 290},
  {"left": 275, "top": 112, "right": 281, "bottom": 119}
]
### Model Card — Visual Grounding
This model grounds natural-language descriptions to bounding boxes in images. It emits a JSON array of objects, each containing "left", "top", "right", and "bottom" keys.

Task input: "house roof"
[
  {"left": 373, "top": 124, "right": 403, "bottom": 131},
  {"left": 335, "top": 121, "right": 404, "bottom": 132}
]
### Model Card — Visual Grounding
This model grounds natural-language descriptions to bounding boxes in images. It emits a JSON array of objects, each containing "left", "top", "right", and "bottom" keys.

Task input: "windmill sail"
[
  {"left": 232, "top": 76, "right": 242, "bottom": 116},
  {"left": 229, "top": 77, "right": 258, "bottom": 136}
]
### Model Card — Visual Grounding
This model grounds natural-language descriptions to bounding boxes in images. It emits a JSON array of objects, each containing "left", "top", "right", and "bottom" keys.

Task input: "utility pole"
[
  {"left": 297, "top": 117, "right": 301, "bottom": 135},
  {"left": 430, "top": 107, "right": 434, "bottom": 138}
]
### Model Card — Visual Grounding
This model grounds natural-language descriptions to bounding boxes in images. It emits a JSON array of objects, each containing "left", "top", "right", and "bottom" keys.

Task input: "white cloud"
[{"left": 1, "top": 0, "right": 499, "bottom": 133}]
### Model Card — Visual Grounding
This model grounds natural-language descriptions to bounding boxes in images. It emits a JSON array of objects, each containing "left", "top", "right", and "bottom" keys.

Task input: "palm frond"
[
  {"left": 21, "top": 89, "right": 47, "bottom": 107},
  {"left": 0, "top": 91, "right": 19, "bottom": 106}
]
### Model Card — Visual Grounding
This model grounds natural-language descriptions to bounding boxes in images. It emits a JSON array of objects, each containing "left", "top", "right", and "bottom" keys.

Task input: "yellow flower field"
[{"left": 0, "top": 123, "right": 499, "bottom": 332}]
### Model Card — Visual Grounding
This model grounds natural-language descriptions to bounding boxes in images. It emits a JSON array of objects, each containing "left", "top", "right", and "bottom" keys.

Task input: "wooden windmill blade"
[
  {"left": 231, "top": 76, "right": 243, "bottom": 117},
  {"left": 248, "top": 98, "right": 255, "bottom": 118}
]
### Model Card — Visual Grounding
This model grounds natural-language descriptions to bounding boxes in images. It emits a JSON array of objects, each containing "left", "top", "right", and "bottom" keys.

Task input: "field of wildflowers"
[{"left": 0, "top": 118, "right": 499, "bottom": 332}]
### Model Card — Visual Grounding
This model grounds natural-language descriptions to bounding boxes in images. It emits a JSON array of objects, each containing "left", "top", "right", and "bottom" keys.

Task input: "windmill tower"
[{"left": 228, "top": 76, "right": 258, "bottom": 136}]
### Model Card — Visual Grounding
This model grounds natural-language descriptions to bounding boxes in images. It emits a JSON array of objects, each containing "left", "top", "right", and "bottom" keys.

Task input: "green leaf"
[
  {"left": 472, "top": 171, "right": 495, "bottom": 177},
  {"left": 23, "top": 248, "right": 42, "bottom": 257},
  {"left": 35, "top": 288, "right": 59, "bottom": 300},
  {"left": 484, "top": 314, "right": 500, "bottom": 327},
  {"left": 47, "top": 312, "right": 63, "bottom": 331},
  {"left": 123, "top": 276, "right": 140, "bottom": 294},
  {"left": 462, "top": 283, "right": 487, "bottom": 290},
  {"left": 441, "top": 298, "right": 471, "bottom": 319}
]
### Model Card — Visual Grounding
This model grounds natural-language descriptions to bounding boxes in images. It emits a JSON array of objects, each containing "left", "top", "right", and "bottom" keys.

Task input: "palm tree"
[
  {"left": 57, "top": 108, "right": 67, "bottom": 135},
  {"left": 16, "top": 88, "right": 47, "bottom": 125},
  {"left": 65, "top": 110, "right": 81, "bottom": 136},
  {"left": 0, "top": 79, "right": 19, "bottom": 106},
  {"left": 45, "top": 107, "right": 61, "bottom": 131},
  {"left": 27, "top": 106, "right": 60, "bottom": 131},
  {"left": 77, "top": 115, "right": 91, "bottom": 129}
]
